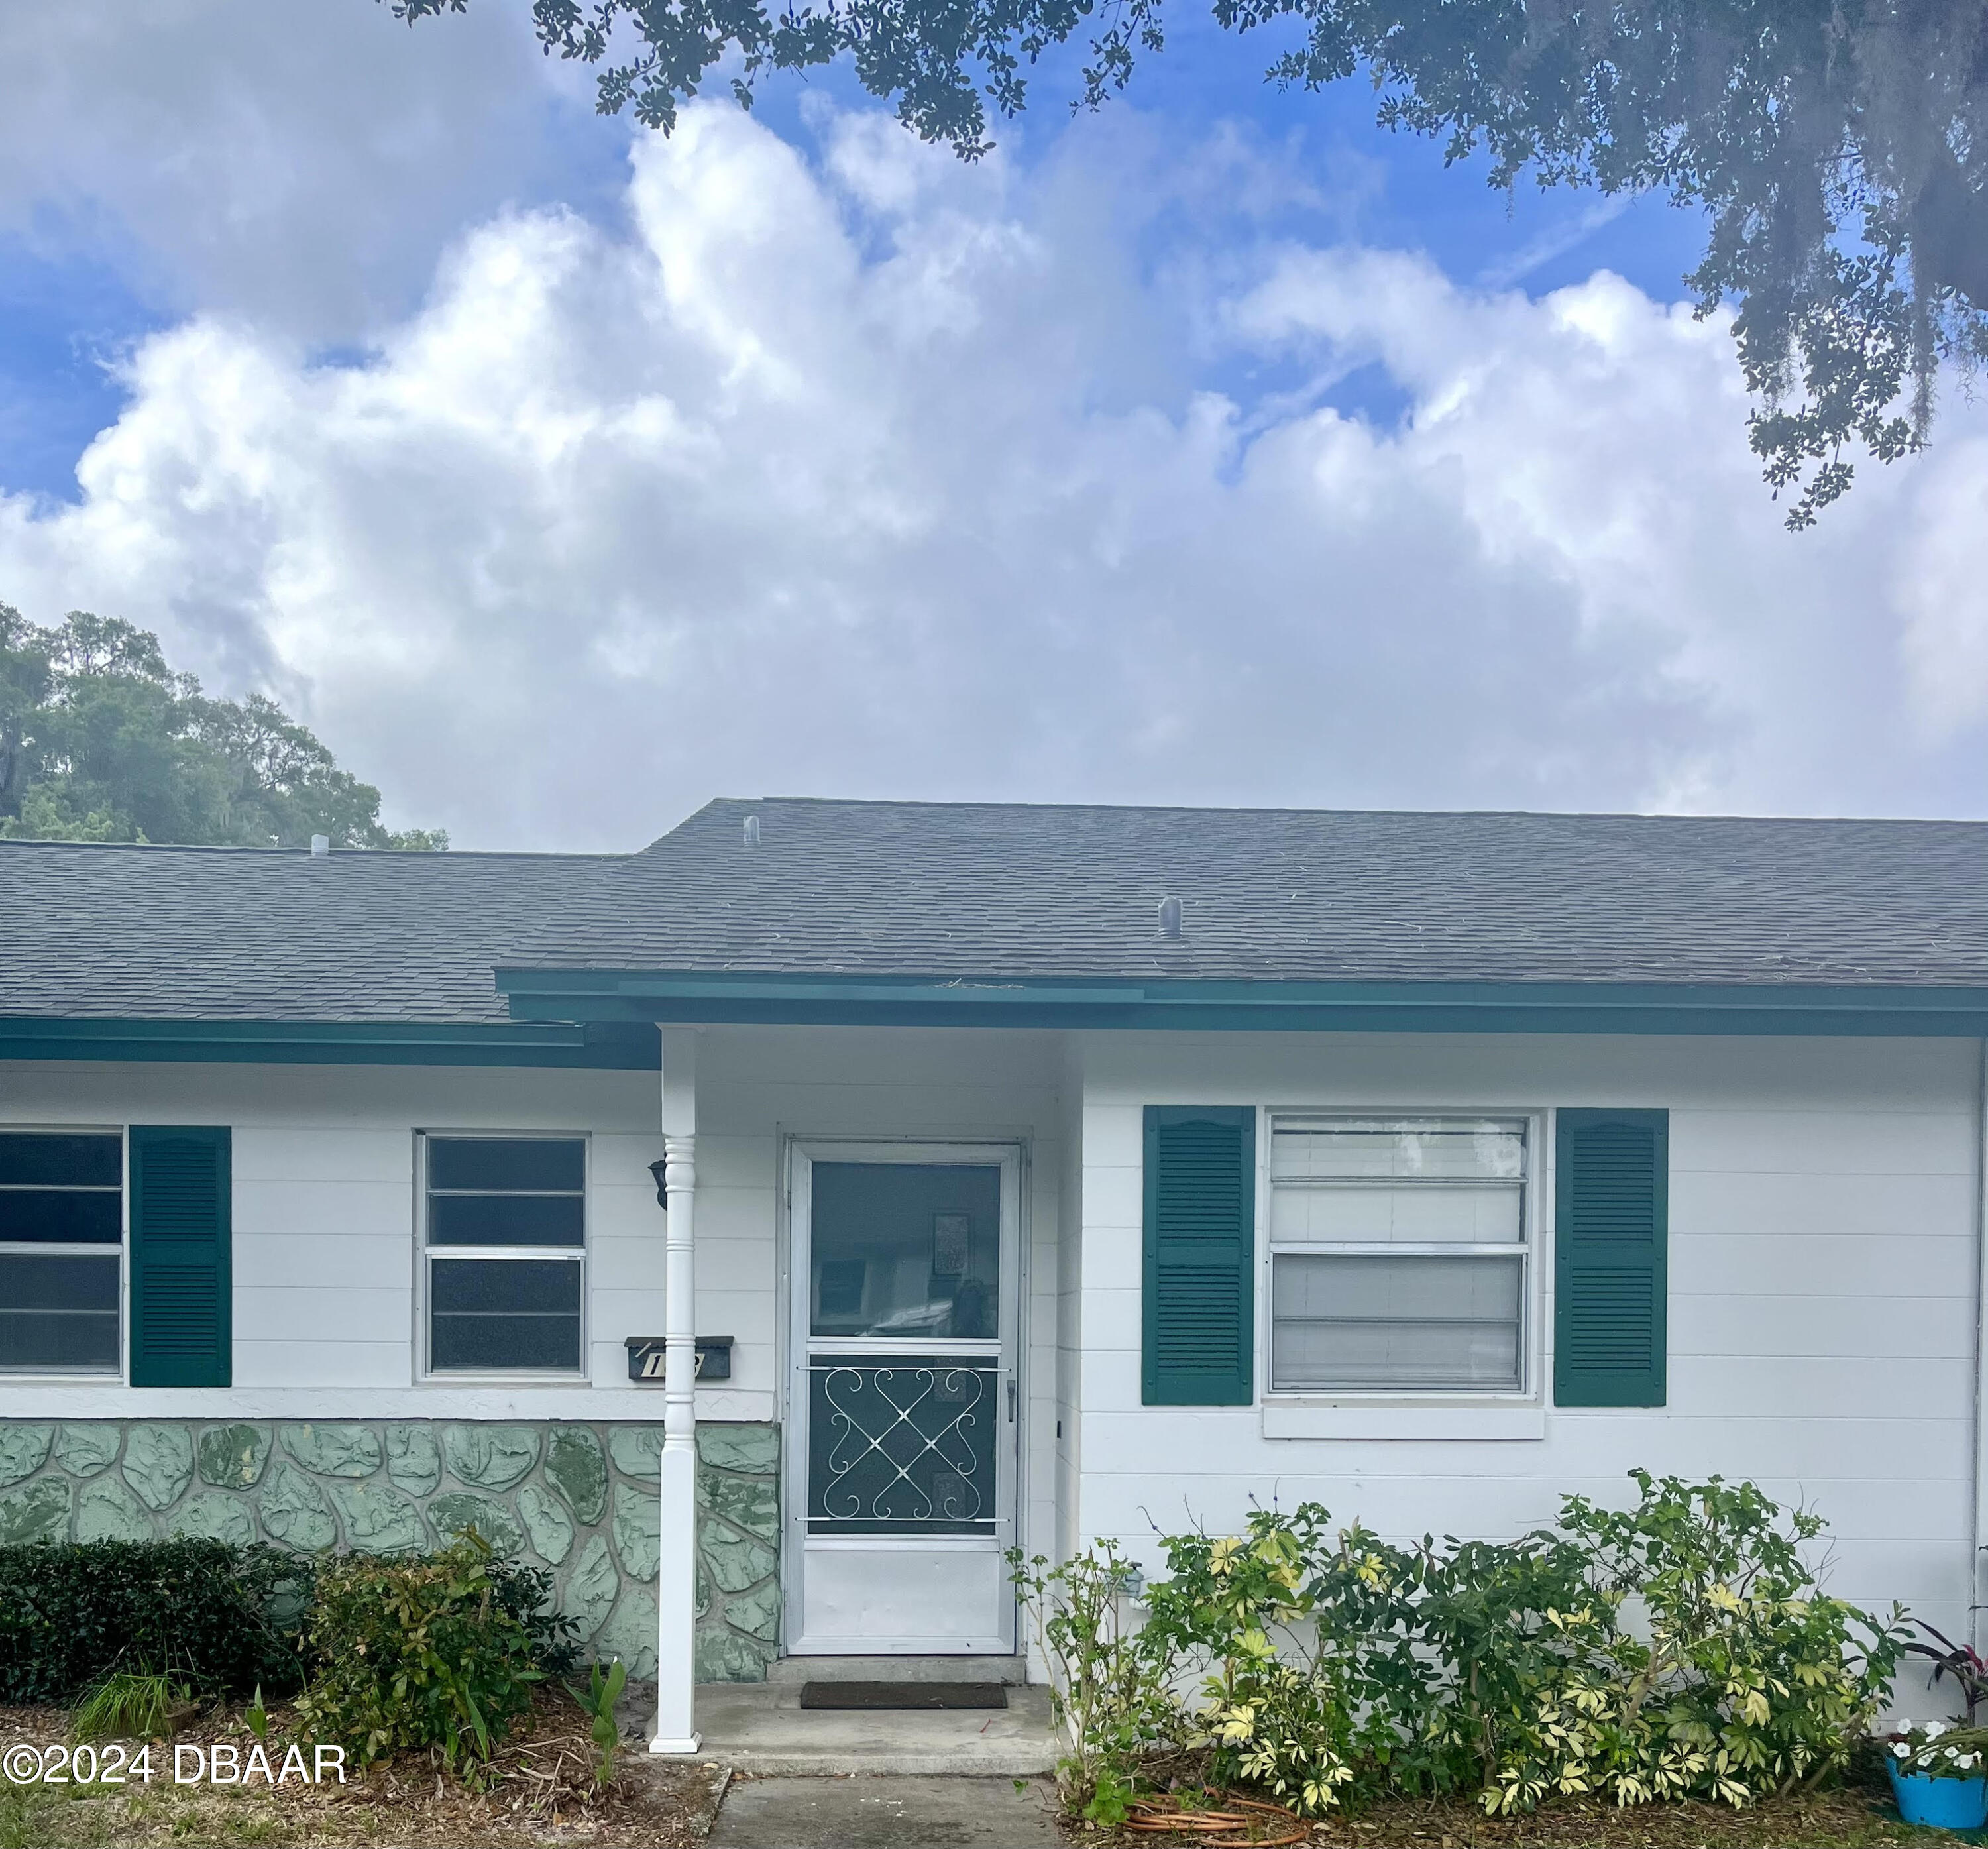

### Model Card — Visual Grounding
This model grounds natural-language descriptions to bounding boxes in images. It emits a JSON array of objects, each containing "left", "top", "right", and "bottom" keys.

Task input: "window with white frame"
[
  {"left": 0, "top": 1131, "right": 123, "bottom": 1374},
  {"left": 422, "top": 1135, "right": 585, "bottom": 1374},
  {"left": 1268, "top": 1115, "right": 1529, "bottom": 1394}
]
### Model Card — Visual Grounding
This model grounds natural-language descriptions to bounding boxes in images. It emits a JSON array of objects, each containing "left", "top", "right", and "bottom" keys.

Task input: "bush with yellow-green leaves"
[{"left": 1011, "top": 1472, "right": 1910, "bottom": 1822}]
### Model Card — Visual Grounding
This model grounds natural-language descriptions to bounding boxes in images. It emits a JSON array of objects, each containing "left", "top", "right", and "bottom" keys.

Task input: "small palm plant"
[{"left": 567, "top": 1658, "right": 628, "bottom": 1789}]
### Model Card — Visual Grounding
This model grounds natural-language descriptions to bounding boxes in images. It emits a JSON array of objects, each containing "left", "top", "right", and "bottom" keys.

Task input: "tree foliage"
[
  {"left": 394, "top": 0, "right": 1988, "bottom": 526},
  {"left": 0, "top": 604, "right": 446, "bottom": 850}
]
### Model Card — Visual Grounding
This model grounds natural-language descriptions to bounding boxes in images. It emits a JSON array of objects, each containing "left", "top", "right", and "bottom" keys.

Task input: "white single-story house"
[{"left": 2, "top": 797, "right": 1982, "bottom": 1747}]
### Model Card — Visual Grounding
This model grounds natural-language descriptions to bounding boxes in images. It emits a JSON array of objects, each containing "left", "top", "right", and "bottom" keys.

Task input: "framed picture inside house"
[{"left": 931, "top": 1211, "right": 970, "bottom": 1278}]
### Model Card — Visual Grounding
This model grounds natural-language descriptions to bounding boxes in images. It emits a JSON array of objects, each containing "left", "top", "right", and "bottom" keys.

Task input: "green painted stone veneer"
[{"left": 0, "top": 1420, "right": 781, "bottom": 1683}]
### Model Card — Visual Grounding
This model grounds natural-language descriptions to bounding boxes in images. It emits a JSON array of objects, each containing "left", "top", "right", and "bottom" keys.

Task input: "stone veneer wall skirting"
[{"left": 0, "top": 1420, "right": 781, "bottom": 1684}]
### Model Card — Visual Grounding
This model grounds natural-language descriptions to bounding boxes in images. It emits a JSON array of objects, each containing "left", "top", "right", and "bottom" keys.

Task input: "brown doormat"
[{"left": 798, "top": 1681, "right": 1009, "bottom": 1710}]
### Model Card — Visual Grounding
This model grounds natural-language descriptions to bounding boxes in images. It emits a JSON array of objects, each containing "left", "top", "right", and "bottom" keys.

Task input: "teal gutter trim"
[
  {"left": 0, "top": 1019, "right": 659, "bottom": 1069},
  {"left": 493, "top": 968, "right": 1988, "bottom": 1037}
]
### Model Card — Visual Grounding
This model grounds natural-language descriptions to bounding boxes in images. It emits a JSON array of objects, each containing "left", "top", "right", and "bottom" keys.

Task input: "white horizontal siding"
[
  {"left": 1669, "top": 1292, "right": 1972, "bottom": 1358},
  {"left": 0, "top": 1061, "right": 664, "bottom": 1406},
  {"left": 1072, "top": 1030, "right": 1981, "bottom": 1717},
  {"left": 1670, "top": 1230, "right": 1973, "bottom": 1296},
  {"left": 694, "top": 1225, "right": 775, "bottom": 1293},
  {"left": 1068, "top": 1422, "right": 1969, "bottom": 1495},
  {"left": 1669, "top": 1168, "right": 1974, "bottom": 1232},
  {"left": 235, "top": 1288, "right": 411, "bottom": 1345},
  {"left": 1079, "top": 1031, "right": 1974, "bottom": 1115},
  {"left": 1544, "top": 1411, "right": 1972, "bottom": 1480},
  {"left": 234, "top": 1340, "right": 411, "bottom": 1389},
  {"left": 232, "top": 1179, "right": 414, "bottom": 1241},
  {"left": 233, "top": 1233, "right": 412, "bottom": 1291},
  {"left": 1671, "top": 1109, "right": 1973, "bottom": 1176},
  {"left": 1079, "top": 1283, "right": 1142, "bottom": 1354},
  {"left": 1665, "top": 1357, "right": 1971, "bottom": 1420}
]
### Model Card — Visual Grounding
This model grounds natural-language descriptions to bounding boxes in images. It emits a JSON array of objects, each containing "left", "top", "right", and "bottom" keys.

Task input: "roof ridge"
[{"left": 690, "top": 796, "right": 1988, "bottom": 830}]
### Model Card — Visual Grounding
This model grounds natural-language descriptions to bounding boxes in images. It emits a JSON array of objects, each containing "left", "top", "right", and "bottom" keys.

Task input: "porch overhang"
[{"left": 495, "top": 970, "right": 1988, "bottom": 1038}]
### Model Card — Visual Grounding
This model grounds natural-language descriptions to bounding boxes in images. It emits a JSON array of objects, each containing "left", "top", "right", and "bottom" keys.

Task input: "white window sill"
[
  {"left": 1261, "top": 1399, "right": 1545, "bottom": 1441},
  {"left": 0, "top": 1373, "right": 123, "bottom": 1387},
  {"left": 420, "top": 1373, "right": 590, "bottom": 1388}
]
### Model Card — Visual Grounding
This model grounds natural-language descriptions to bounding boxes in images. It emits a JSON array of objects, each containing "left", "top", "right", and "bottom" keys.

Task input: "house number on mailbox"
[{"left": 625, "top": 1336, "right": 732, "bottom": 1382}]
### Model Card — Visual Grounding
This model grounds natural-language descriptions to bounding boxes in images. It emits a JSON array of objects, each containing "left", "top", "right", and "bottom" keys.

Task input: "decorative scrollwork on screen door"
[{"left": 806, "top": 1358, "right": 998, "bottom": 1534}]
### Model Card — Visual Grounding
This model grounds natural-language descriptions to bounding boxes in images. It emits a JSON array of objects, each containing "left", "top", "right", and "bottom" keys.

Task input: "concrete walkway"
[{"left": 708, "top": 1774, "right": 1066, "bottom": 1847}]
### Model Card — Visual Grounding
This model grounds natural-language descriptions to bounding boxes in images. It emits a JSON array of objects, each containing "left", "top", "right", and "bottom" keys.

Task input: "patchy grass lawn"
[{"left": 0, "top": 1693, "right": 724, "bottom": 1849}]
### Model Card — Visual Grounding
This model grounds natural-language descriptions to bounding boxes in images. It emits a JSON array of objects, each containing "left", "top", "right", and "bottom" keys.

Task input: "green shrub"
[
  {"left": 1485, "top": 1471, "right": 1908, "bottom": 1813},
  {"left": 1011, "top": 1540, "right": 1186, "bottom": 1817},
  {"left": 292, "top": 1533, "right": 575, "bottom": 1777},
  {"left": 0, "top": 1540, "right": 305, "bottom": 1705},
  {"left": 1413, "top": 1528, "right": 1626, "bottom": 1800},
  {"left": 1015, "top": 1472, "right": 1911, "bottom": 1822},
  {"left": 1139, "top": 1506, "right": 1429, "bottom": 1815}
]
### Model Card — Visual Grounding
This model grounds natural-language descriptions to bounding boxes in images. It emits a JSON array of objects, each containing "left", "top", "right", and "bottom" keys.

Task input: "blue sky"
[
  {"left": 0, "top": 233, "right": 163, "bottom": 506},
  {"left": 0, "top": 2, "right": 1981, "bottom": 848}
]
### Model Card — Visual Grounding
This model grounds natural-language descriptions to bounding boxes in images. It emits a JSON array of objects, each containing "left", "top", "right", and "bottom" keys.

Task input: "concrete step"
[
  {"left": 767, "top": 1654, "right": 1030, "bottom": 1687},
  {"left": 687, "top": 1683, "right": 1062, "bottom": 1777}
]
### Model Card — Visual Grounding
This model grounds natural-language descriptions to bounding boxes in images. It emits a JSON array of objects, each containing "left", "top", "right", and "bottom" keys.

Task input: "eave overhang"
[
  {"left": 20, "top": 975, "right": 1988, "bottom": 1067},
  {"left": 494, "top": 969, "right": 1988, "bottom": 1037},
  {"left": 0, "top": 1018, "right": 659, "bottom": 1068}
]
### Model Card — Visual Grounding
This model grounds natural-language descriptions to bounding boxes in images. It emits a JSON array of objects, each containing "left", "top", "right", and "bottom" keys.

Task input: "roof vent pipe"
[
  {"left": 743, "top": 814, "right": 761, "bottom": 850},
  {"left": 1158, "top": 894, "right": 1182, "bottom": 940},
  {"left": 309, "top": 835, "right": 330, "bottom": 858}
]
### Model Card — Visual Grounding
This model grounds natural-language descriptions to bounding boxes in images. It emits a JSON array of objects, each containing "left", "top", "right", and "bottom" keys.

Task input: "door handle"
[{"left": 1006, "top": 1377, "right": 1017, "bottom": 1422}]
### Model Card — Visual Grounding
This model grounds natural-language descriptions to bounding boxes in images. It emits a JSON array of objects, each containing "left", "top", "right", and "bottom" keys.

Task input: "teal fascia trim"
[
  {"left": 0, "top": 1018, "right": 659, "bottom": 1069},
  {"left": 494, "top": 969, "right": 1988, "bottom": 1037}
]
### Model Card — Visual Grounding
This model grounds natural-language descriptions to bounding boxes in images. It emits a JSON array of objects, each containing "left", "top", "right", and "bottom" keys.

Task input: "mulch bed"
[
  {"left": 1299, "top": 1789, "right": 1943, "bottom": 1846},
  {"left": 1071, "top": 1784, "right": 1959, "bottom": 1848},
  {"left": 0, "top": 1690, "right": 725, "bottom": 1847}
]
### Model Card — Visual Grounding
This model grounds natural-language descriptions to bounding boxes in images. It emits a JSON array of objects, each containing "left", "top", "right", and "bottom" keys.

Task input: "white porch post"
[{"left": 651, "top": 1027, "right": 701, "bottom": 1754}]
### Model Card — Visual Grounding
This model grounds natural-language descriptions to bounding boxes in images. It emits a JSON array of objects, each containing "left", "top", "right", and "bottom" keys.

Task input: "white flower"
[
  {"left": 1893, "top": 1742, "right": 1912, "bottom": 1757},
  {"left": 1928, "top": 1720, "right": 1952, "bottom": 1737}
]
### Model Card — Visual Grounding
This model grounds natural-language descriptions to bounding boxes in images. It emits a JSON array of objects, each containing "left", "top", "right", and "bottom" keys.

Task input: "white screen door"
[{"left": 784, "top": 1142, "right": 1021, "bottom": 1655}]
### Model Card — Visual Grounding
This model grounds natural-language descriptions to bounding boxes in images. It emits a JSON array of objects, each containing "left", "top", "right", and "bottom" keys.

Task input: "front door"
[{"left": 784, "top": 1143, "right": 1021, "bottom": 1655}]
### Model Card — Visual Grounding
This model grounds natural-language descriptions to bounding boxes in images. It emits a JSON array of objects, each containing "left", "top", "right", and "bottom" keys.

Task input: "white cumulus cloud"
[
  {"left": 0, "top": 0, "right": 588, "bottom": 339},
  {"left": 2, "top": 101, "right": 1983, "bottom": 847}
]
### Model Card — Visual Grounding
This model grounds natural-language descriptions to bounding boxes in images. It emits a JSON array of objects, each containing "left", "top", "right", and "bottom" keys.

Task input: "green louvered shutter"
[
  {"left": 1142, "top": 1106, "right": 1254, "bottom": 1406},
  {"left": 130, "top": 1127, "right": 232, "bottom": 1388},
  {"left": 1553, "top": 1109, "right": 1667, "bottom": 1408}
]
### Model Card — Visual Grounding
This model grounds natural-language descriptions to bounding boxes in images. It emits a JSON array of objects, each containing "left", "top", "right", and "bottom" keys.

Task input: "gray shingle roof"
[
  {"left": 11, "top": 799, "right": 1988, "bottom": 1028},
  {"left": 514, "top": 798, "right": 1988, "bottom": 989},
  {"left": 0, "top": 840, "right": 606, "bottom": 1023}
]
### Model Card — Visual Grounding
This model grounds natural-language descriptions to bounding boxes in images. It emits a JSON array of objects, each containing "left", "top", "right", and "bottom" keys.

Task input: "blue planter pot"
[{"left": 1889, "top": 1760, "right": 1988, "bottom": 1831}]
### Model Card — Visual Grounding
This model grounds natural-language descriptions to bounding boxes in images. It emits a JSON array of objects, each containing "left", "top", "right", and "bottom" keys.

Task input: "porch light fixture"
[{"left": 648, "top": 1157, "right": 669, "bottom": 1211}]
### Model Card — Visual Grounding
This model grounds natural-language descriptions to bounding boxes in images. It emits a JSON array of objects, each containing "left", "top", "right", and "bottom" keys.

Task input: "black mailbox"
[{"left": 625, "top": 1335, "right": 732, "bottom": 1382}]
